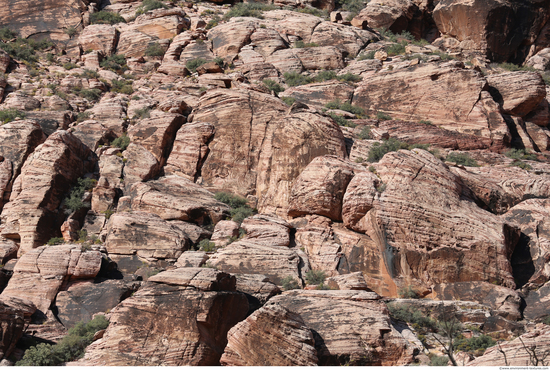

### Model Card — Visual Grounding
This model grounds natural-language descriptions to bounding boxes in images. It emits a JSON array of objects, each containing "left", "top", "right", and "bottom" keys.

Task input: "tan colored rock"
[
  {"left": 78, "top": 25, "right": 119, "bottom": 56},
  {"left": 60, "top": 218, "right": 79, "bottom": 242},
  {"left": 486, "top": 72, "right": 546, "bottom": 117},
  {"left": 128, "top": 175, "right": 230, "bottom": 225},
  {"left": 3, "top": 92, "right": 41, "bottom": 111},
  {"left": 365, "top": 149, "right": 519, "bottom": 290},
  {"left": 263, "top": 10, "right": 322, "bottom": 43},
  {"left": 98, "top": 148, "right": 124, "bottom": 189},
  {"left": 1, "top": 245, "right": 102, "bottom": 313},
  {"left": 288, "top": 156, "right": 362, "bottom": 221},
  {"left": 353, "top": 62, "right": 511, "bottom": 151},
  {"left": 0, "top": 77, "right": 6, "bottom": 102},
  {"left": 73, "top": 269, "right": 248, "bottom": 365},
  {"left": 293, "top": 46, "right": 344, "bottom": 70},
  {"left": 175, "top": 250, "right": 209, "bottom": 268},
  {"left": 0, "top": 238, "right": 18, "bottom": 264},
  {"left": 0, "top": 50, "right": 10, "bottom": 74},
  {"left": 327, "top": 272, "right": 370, "bottom": 290},
  {"left": 241, "top": 215, "right": 292, "bottom": 247},
  {"left": 0, "top": 131, "right": 96, "bottom": 256},
  {"left": 127, "top": 111, "right": 185, "bottom": 165},
  {"left": 91, "top": 177, "right": 117, "bottom": 213},
  {"left": 235, "top": 274, "right": 281, "bottom": 306},
  {"left": 72, "top": 120, "right": 117, "bottom": 151},
  {"left": 208, "top": 20, "right": 256, "bottom": 58},
  {"left": 468, "top": 325, "right": 550, "bottom": 366},
  {"left": 148, "top": 267, "right": 236, "bottom": 290},
  {"left": 239, "top": 62, "right": 279, "bottom": 82},
  {"left": 0, "top": 296, "right": 36, "bottom": 361},
  {"left": 88, "top": 96, "right": 128, "bottom": 135},
  {"left": 309, "top": 21, "right": 378, "bottom": 57},
  {"left": 191, "top": 89, "right": 347, "bottom": 216},
  {"left": 266, "top": 48, "right": 304, "bottom": 73},
  {"left": 221, "top": 303, "right": 318, "bottom": 366},
  {"left": 164, "top": 122, "right": 215, "bottom": 181},
  {"left": 270, "top": 290, "right": 414, "bottom": 365},
  {"left": 450, "top": 165, "right": 550, "bottom": 214},
  {"left": 353, "top": 0, "right": 416, "bottom": 32},
  {"left": 211, "top": 220, "right": 239, "bottom": 246},
  {"left": 249, "top": 27, "right": 287, "bottom": 57},
  {"left": 122, "top": 143, "right": 161, "bottom": 184},
  {"left": 102, "top": 211, "right": 191, "bottom": 259},
  {"left": 342, "top": 171, "right": 382, "bottom": 233},
  {"left": 525, "top": 121, "right": 550, "bottom": 151},
  {"left": 116, "top": 29, "right": 157, "bottom": 58},
  {"left": 280, "top": 80, "right": 354, "bottom": 108}
]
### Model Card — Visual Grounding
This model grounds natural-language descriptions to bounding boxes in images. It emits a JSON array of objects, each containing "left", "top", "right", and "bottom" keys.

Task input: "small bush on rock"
[
  {"left": 263, "top": 79, "right": 285, "bottom": 94},
  {"left": 358, "top": 126, "right": 371, "bottom": 139},
  {"left": 305, "top": 269, "right": 326, "bottom": 285},
  {"left": 198, "top": 239, "right": 217, "bottom": 252},
  {"left": 186, "top": 58, "right": 207, "bottom": 73},
  {"left": 368, "top": 138, "right": 409, "bottom": 162},
  {"left": 111, "top": 79, "right": 134, "bottom": 95},
  {"left": 505, "top": 148, "right": 537, "bottom": 161},
  {"left": 145, "top": 42, "right": 165, "bottom": 57},
  {"left": 445, "top": 152, "right": 479, "bottom": 167},
  {"left": 111, "top": 135, "right": 130, "bottom": 151},
  {"left": 281, "top": 276, "right": 301, "bottom": 290},
  {"left": 0, "top": 108, "right": 25, "bottom": 124},
  {"left": 215, "top": 192, "right": 255, "bottom": 224},
  {"left": 47, "top": 237, "right": 65, "bottom": 246},
  {"left": 454, "top": 334, "right": 496, "bottom": 354},
  {"left": 136, "top": 0, "right": 168, "bottom": 15},
  {"left": 223, "top": 2, "right": 277, "bottom": 20},
  {"left": 283, "top": 71, "right": 313, "bottom": 87},
  {"left": 100, "top": 54, "right": 127, "bottom": 73},
  {"left": 64, "top": 178, "right": 96, "bottom": 214},
  {"left": 90, "top": 11, "right": 126, "bottom": 25}
]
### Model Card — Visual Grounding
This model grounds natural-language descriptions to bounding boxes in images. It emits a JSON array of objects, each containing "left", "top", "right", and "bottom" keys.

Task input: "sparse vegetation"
[
  {"left": 64, "top": 26, "right": 78, "bottom": 38},
  {"left": 198, "top": 239, "right": 217, "bottom": 252},
  {"left": 63, "top": 62, "right": 78, "bottom": 70},
  {"left": 186, "top": 58, "right": 208, "bottom": 73},
  {"left": 327, "top": 112, "right": 356, "bottom": 128},
  {"left": 100, "top": 54, "right": 128, "bottom": 73},
  {"left": 64, "top": 178, "right": 97, "bottom": 214},
  {"left": 136, "top": 0, "right": 168, "bottom": 16},
  {"left": 76, "top": 111, "right": 91, "bottom": 123},
  {"left": 214, "top": 192, "right": 255, "bottom": 224},
  {"left": 505, "top": 148, "right": 538, "bottom": 161},
  {"left": 367, "top": 138, "right": 428, "bottom": 162},
  {"left": 90, "top": 11, "right": 126, "bottom": 25},
  {"left": 281, "top": 96, "right": 296, "bottom": 106},
  {"left": 0, "top": 28, "right": 53, "bottom": 64},
  {"left": 47, "top": 237, "right": 65, "bottom": 246},
  {"left": 429, "top": 355, "right": 449, "bottom": 366},
  {"left": 305, "top": 269, "right": 326, "bottom": 285},
  {"left": 281, "top": 276, "right": 301, "bottom": 290},
  {"left": 445, "top": 152, "right": 479, "bottom": 167},
  {"left": 283, "top": 71, "right": 313, "bottom": 87},
  {"left": 133, "top": 107, "right": 151, "bottom": 120},
  {"left": 111, "top": 79, "right": 134, "bottom": 95},
  {"left": 145, "top": 42, "right": 165, "bottom": 57},
  {"left": 398, "top": 286, "right": 419, "bottom": 299},
  {"left": 0, "top": 108, "right": 25, "bottom": 124},
  {"left": 358, "top": 126, "right": 371, "bottom": 140},
  {"left": 454, "top": 334, "right": 496, "bottom": 354},
  {"left": 295, "top": 40, "right": 319, "bottom": 48},
  {"left": 376, "top": 111, "right": 392, "bottom": 121},
  {"left": 16, "top": 315, "right": 109, "bottom": 366},
  {"left": 223, "top": 2, "right": 278, "bottom": 20},
  {"left": 358, "top": 50, "right": 376, "bottom": 60},
  {"left": 80, "top": 69, "right": 100, "bottom": 79},
  {"left": 496, "top": 62, "right": 537, "bottom": 72},
  {"left": 111, "top": 135, "right": 130, "bottom": 151},
  {"left": 387, "top": 303, "right": 438, "bottom": 334},
  {"left": 263, "top": 79, "right": 285, "bottom": 94},
  {"left": 325, "top": 100, "right": 365, "bottom": 116},
  {"left": 77, "top": 88, "right": 102, "bottom": 102}
]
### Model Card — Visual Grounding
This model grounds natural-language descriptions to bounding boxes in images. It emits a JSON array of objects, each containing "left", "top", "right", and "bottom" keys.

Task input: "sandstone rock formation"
[{"left": 0, "top": 296, "right": 36, "bottom": 361}]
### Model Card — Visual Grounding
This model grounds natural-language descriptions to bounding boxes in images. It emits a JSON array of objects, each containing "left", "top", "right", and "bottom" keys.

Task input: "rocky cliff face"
[{"left": 1, "top": 0, "right": 550, "bottom": 366}]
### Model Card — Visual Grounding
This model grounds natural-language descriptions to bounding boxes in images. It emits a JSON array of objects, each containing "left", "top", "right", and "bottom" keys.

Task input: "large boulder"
[
  {"left": 220, "top": 303, "right": 318, "bottom": 366},
  {"left": 0, "top": 131, "right": 96, "bottom": 255},
  {"left": 352, "top": 62, "right": 511, "bottom": 151},
  {"left": 73, "top": 268, "right": 249, "bottom": 366},
  {"left": 270, "top": 290, "right": 415, "bottom": 365},
  {"left": 0, "top": 296, "right": 36, "bottom": 361},
  {"left": 351, "top": 0, "right": 418, "bottom": 33},
  {"left": 78, "top": 25, "right": 119, "bottom": 56},
  {"left": 0, "top": 245, "right": 102, "bottom": 314},
  {"left": 191, "top": 89, "right": 347, "bottom": 216},
  {"left": 486, "top": 72, "right": 546, "bottom": 117},
  {"left": 433, "top": 0, "right": 550, "bottom": 62}
]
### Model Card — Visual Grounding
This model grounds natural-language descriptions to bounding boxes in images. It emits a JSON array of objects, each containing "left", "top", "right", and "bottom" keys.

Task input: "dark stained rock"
[{"left": 0, "top": 296, "right": 36, "bottom": 361}]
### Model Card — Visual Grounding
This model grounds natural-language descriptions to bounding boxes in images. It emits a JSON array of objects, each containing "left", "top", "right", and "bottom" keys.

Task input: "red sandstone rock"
[
  {"left": 486, "top": 72, "right": 546, "bottom": 117},
  {"left": 0, "top": 296, "right": 36, "bottom": 361},
  {"left": 78, "top": 25, "right": 119, "bottom": 56}
]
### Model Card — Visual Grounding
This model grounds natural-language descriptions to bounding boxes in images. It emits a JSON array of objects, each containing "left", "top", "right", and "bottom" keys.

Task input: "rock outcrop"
[{"left": 0, "top": 296, "right": 36, "bottom": 361}]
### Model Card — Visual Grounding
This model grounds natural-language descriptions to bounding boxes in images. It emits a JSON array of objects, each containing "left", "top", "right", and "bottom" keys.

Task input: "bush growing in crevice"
[
  {"left": 214, "top": 192, "right": 256, "bottom": 224},
  {"left": 185, "top": 58, "right": 207, "bottom": 73},
  {"left": 90, "top": 11, "right": 126, "bottom": 25},
  {"left": 111, "top": 135, "right": 130, "bottom": 151},
  {"left": 0, "top": 108, "right": 25, "bottom": 124},
  {"left": 145, "top": 42, "right": 166, "bottom": 57},
  {"left": 263, "top": 79, "right": 285, "bottom": 94},
  {"left": 136, "top": 0, "right": 168, "bottom": 16},
  {"left": 223, "top": 2, "right": 278, "bottom": 20},
  {"left": 281, "top": 276, "right": 301, "bottom": 290},
  {"left": 198, "top": 239, "right": 217, "bottom": 252},
  {"left": 305, "top": 269, "right": 325, "bottom": 285},
  {"left": 445, "top": 152, "right": 479, "bottom": 167},
  {"left": 100, "top": 54, "right": 127, "bottom": 73},
  {"left": 63, "top": 178, "right": 97, "bottom": 214},
  {"left": 325, "top": 100, "right": 365, "bottom": 116}
]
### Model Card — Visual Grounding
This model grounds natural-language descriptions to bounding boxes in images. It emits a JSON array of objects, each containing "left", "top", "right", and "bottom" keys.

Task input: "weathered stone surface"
[
  {"left": 72, "top": 120, "right": 117, "bottom": 151},
  {"left": 327, "top": 272, "right": 370, "bottom": 291},
  {"left": 164, "top": 122, "right": 215, "bottom": 181},
  {"left": 220, "top": 303, "right": 318, "bottom": 366},
  {"left": 353, "top": 62, "right": 511, "bottom": 150},
  {"left": 1, "top": 245, "right": 102, "bottom": 313},
  {"left": 128, "top": 175, "right": 230, "bottom": 225},
  {"left": 74, "top": 269, "right": 248, "bottom": 365},
  {"left": 116, "top": 29, "right": 157, "bottom": 58},
  {"left": 503, "top": 199, "right": 550, "bottom": 288},
  {"left": 524, "top": 280, "right": 550, "bottom": 320},
  {"left": 192, "top": 89, "right": 347, "bottom": 216},
  {"left": 270, "top": 290, "right": 413, "bottom": 365},
  {"left": 0, "top": 296, "right": 36, "bottom": 361},
  {"left": 0, "top": 50, "right": 9, "bottom": 74},
  {"left": 87, "top": 96, "right": 128, "bottom": 136},
  {"left": 288, "top": 156, "right": 362, "bottom": 221},
  {"left": 378, "top": 120, "right": 491, "bottom": 150},
  {"left": 309, "top": 21, "right": 378, "bottom": 57},
  {"left": 208, "top": 20, "right": 256, "bottom": 58},
  {"left": 293, "top": 46, "right": 345, "bottom": 70},
  {"left": 175, "top": 251, "right": 209, "bottom": 268},
  {"left": 0, "top": 131, "right": 96, "bottom": 255},
  {"left": 127, "top": 112, "right": 185, "bottom": 166},
  {"left": 450, "top": 166, "right": 550, "bottom": 215},
  {"left": 3, "top": 92, "right": 41, "bottom": 111},
  {"left": 121, "top": 143, "right": 161, "bottom": 185},
  {"left": 342, "top": 171, "right": 383, "bottom": 234},
  {"left": 148, "top": 267, "right": 237, "bottom": 290},
  {"left": 0, "top": 0, "right": 83, "bottom": 40},
  {"left": 358, "top": 149, "right": 518, "bottom": 291},
  {"left": 468, "top": 324, "right": 550, "bottom": 366},
  {"left": 280, "top": 80, "right": 354, "bottom": 108},
  {"left": 132, "top": 8, "right": 188, "bottom": 39},
  {"left": 432, "top": 282, "right": 522, "bottom": 321},
  {"left": 352, "top": 0, "right": 417, "bottom": 33},
  {"left": 211, "top": 220, "right": 239, "bottom": 246},
  {"left": 102, "top": 211, "right": 190, "bottom": 259},
  {"left": 433, "top": 0, "right": 550, "bottom": 62},
  {"left": 486, "top": 72, "right": 546, "bottom": 117},
  {"left": 0, "top": 238, "right": 18, "bottom": 264},
  {"left": 78, "top": 25, "right": 119, "bottom": 56},
  {"left": 235, "top": 273, "right": 281, "bottom": 307},
  {"left": 55, "top": 279, "right": 137, "bottom": 328}
]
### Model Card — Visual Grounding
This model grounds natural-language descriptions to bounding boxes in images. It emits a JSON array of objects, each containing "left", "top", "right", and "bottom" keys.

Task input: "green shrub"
[
  {"left": 497, "top": 62, "right": 537, "bottom": 72},
  {"left": 135, "top": 0, "right": 168, "bottom": 15},
  {"left": 281, "top": 276, "right": 301, "bottom": 290},
  {"left": 215, "top": 192, "right": 248, "bottom": 209},
  {"left": 186, "top": 58, "right": 207, "bottom": 73},
  {"left": 386, "top": 42, "right": 407, "bottom": 56},
  {"left": 16, "top": 315, "right": 109, "bottom": 366},
  {"left": 64, "top": 178, "right": 96, "bottom": 214},
  {"left": 100, "top": 54, "right": 127, "bottom": 73},
  {"left": 429, "top": 355, "right": 449, "bottom": 366},
  {"left": 213, "top": 56, "right": 225, "bottom": 69},
  {"left": 111, "top": 79, "right": 134, "bottom": 94},
  {"left": 145, "top": 42, "right": 165, "bottom": 57},
  {"left": 367, "top": 138, "right": 410, "bottom": 162},
  {"left": 263, "top": 79, "right": 285, "bottom": 94},
  {"left": 358, "top": 50, "right": 376, "bottom": 60},
  {"left": 398, "top": 286, "right": 419, "bottom": 299},
  {"left": 111, "top": 135, "right": 130, "bottom": 150},
  {"left": 230, "top": 206, "right": 254, "bottom": 224},
  {"left": 328, "top": 112, "right": 356, "bottom": 128},
  {"left": 543, "top": 316, "right": 550, "bottom": 325},
  {"left": 90, "top": 11, "right": 126, "bottom": 25},
  {"left": 445, "top": 152, "right": 479, "bottom": 167},
  {"left": 223, "top": 2, "right": 277, "bottom": 20},
  {"left": 206, "top": 15, "right": 221, "bottom": 29},
  {"left": 0, "top": 32, "right": 53, "bottom": 64},
  {"left": 63, "top": 62, "right": 78, "bottom": 70},
  {"left": 511, "top": 160, "right": 532, "bottom": 170},
  {"left": 337, "top": 72, "right": 362, "bottom": 83},
  {"left": 305, "top": 269, "right": 326, "bottom": 285},
  {"left": 387, "top": 303, "right": 438, "bottom": 334},
  {"left": 430, "top": 50, "right": 455, "bottom": 61},
  {"left": 0, "top": 108, "right": 25, "bottom": 124},
  {"left": 80, "top": 69, "right": 100, "bottom": 79},
  {"left": 454, "top": 334, "right": 496, "bottom": 354},
  {"left": 133, "top": 107, "right": 151, "bottom": 120},
  {"left": 358, "top": 126, "right": 371, "bottom": 140},
  {"left": 283, "top": 71, "right": 313, "bottom": 87},
  {"left": 376, "top": 111, "right": 392, "bottom": 121},
  {"left": 47, "top": 237, "right": 65, "bottom": 246},
  {"left": 76, "top": 111, "right": 91, "bottom": 123},
  {"left": 295, "top": 40, "right": 318, "bottom": 48},
  {"left": 296, "top": 7, "right": 328, "bottom": 18},
  {"left": 419, "top": 119, "right": 433, "bottom": 125},
  {"left": 325, "top": 100, "right": 365, "bottom": 116},
  {"left": 281, "top": 96, "right": 296, "bottom": 106},
  {"left": 198, "top": 239, "right": 217, "bottom": 252},
  {"left": 0, "top": 27, "right": 17, "bottom": 41},
  {"left": 504, "top": 148, "right": 537, "bottom": 161},
  {"left": 315, "top": 70, "right": 337, "bottom": 82},
  {"left": 64, "top": 26, "right": 78, "bottom": 38},
  {"left": 78, "top": 88, "right": 102, "bottom": 102}
]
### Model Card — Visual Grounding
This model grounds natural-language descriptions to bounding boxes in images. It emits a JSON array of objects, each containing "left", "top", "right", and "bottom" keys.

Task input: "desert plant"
[
  {"left": 78, "top": 88, "right": 102, "bottom": 101},
  {"left": 296, "top": 7, "right": 328, "bottom": 18},
  {"left": 386, "top": 42, "right": 407, "bottom": 56},
  {"left": 0, "top": 108, "right": 25, "bottom": 124},
  {"left": 215, "top": 192, "right": 255, "bottom": 224},
  {"left": 80, "top": 69, "right": 100, "bottom": 79},
  {"left": 213, "top": 56, "right": 225, "bottom": 69},
  {"left": 63, "top": 62, "right": 78, "bottom": 70},
  {"left": 327, "top": 112, "right": 356, "bottom": 127},
  {"left": 325, "top": 100, "right": 364, "bottom": 116},
  {"left": 368, "top": 138, "right": 409, "bottom": 162},
  {"left": 145, "top": 42, "right": 165, "bottom": 57},
  {"left": 90, "top": 11, "right": 126, "bottom": 25},
  {"left": 100, "top": 54, "right": 127, "bottom": 73},
  {"left": 505, "top": 148, "right": 537, "bottom": 161},
  {"left": 454, "top": 334, "right": 496, "bottom": 354},
  {"left": 281, "top": 276, "right": 301, "bottom": 290},
  {"left": 111, "top": 135, "right": 130, "bottom": 151},
  {"left": 64, "top": 178, "right": 96, "bottom": 214},
  {"left": 305, "top": 269, "right": 326, "bottom": 285},
  {"left": 337, "top": 72, "right": 362, "bottom": 83},
  {"left": 358, "top": 50, "right": 376, "bottom": 60},
  {"left": 47, "top": 237, "right": 65, "bottom": 246},
  {"left": 0, "top": 27, "right": 17, "bottom": 41},
  {"left": 186, "top": 58, "right": 207, "bottom": 73},
  {"left": 281, "top": 96, "right": 296, "bottom": 106},
  {"left": 76, "top": 111, "right": 91, "bottom": 123},
  {"left": 376, "top": 111, "right": 392, "bottom": 121},
  {"left": 230, "top": 207, "right": 254, "bottom": 224},
  {"left": 387, "top": 303, "right": 438, "bottom": 335},
  {"left": 283, "top": 71, "right": 313, "bottom": 87},
  {"left": 110, "top": 79, "right": 133, "bottom": 94},
  {"left": 135, "top": 0, "right": 168, "bottom": 15},
  {"left": 398, "top": 286, "right": 419, "bottom": 299},
  {"left": 0, "top": 31, "right": 53, "bottom": 64},
  {"left": 445, "top": 152, "right": 479, "bottom": 167},
  {"left": 133, "top": 107, "right": 151, "bottom": 120},
  {"left": 198, "top": 239, "right": 217, "bottom": 252},
  {"left": 64, "top": 26, "right": 78, "bottom": 38},
  {"left": 429, "top": 355, "right": 449, "bottom": 366},
  {"left": 358, "top": 126, "right": 371, "bottom": 140},
  {"left": 223, "top": 2, "right": 277, "bottom": 20},
  {"left": 263, "top": 79, "right": 285, "bottom": 94},
  {"left": 294, "top": 40, "right": 318, "bottom": 48}
]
